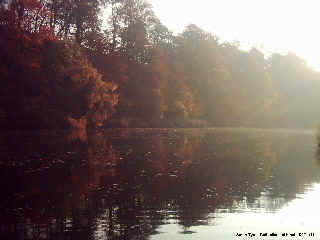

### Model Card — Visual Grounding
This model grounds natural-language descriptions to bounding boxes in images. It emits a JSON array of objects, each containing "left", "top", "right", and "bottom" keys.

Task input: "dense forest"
[{"left": 1, "top": 0, "right": 320, "bottom": 129}]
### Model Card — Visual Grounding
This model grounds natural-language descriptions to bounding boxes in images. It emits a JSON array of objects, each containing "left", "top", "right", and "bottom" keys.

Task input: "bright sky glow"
[{"left": 148, "top": 0, "right": 320, "bottom": 70}]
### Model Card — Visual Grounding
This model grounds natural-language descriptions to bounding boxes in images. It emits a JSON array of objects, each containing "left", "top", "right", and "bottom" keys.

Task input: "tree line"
[{"left": 1, "top": 0, "right": 320, "bottom": 129}]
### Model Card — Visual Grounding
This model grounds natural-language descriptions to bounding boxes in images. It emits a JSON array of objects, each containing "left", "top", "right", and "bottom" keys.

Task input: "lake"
[{"left": 0, "top": 128, "right": 319, "bottom": 239}]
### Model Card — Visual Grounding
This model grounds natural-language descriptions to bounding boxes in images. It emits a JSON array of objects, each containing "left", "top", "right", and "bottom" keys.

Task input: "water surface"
[{"left": 0, "top": 128, "right": 319, "bottom": 239}]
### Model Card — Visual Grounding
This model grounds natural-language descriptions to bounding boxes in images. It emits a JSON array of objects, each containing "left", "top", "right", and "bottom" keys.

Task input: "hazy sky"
[{"left": 148, "top": 0, "right": 320, "bottom": 69}]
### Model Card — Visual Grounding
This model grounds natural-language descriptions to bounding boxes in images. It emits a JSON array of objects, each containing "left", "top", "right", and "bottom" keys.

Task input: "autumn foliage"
[
  {"left": 0, "top": 0, "right": 121, "bottom": 129},
  {"left": 1, "top": 0, "right": 320, "bottom": 129}
]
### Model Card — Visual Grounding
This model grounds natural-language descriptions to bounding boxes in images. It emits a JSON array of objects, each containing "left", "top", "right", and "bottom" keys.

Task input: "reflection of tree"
[
  {"left": 266, "top": 131, "right": 320, "bottom": 203},
  {"left": 1, "top": 129, "right": 319, "bottom": 239},
  {"left": 316, "top": 128, "right": 320, "bottom": 164},
  {"left": 103, "top": 128, "right": 281, "bottom": 231}
]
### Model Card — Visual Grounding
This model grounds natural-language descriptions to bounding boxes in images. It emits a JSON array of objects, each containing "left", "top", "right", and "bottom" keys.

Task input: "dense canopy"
[{"left": 1, "top": 0, "right": 320, "bottom": 129}]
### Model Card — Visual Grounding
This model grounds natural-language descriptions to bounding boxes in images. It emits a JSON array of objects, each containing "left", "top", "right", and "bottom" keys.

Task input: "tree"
[
  {"left": 267, "top": 53, "right": 320, "bottom": 128},
  {"left": 0, "top": 0, "right": 53, "bottom": 33},
  {"left": 0, "top": 7, "right": 118, "bottom": 129},
  {"left": 40, "top": 0, "right": 102, "bottom": 44},
  {"left": 104, "top": 0, "right": 159, "bottom": 61}
]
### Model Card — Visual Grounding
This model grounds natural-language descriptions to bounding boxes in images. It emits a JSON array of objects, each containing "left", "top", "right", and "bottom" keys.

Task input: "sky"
[{"left": 148, "top": 0, "right": 320, "bottom": 70}]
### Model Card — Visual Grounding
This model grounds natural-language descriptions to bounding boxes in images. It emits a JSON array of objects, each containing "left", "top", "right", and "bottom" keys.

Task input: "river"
[{"left": 0, "top": 128, "right": 319, "bottom": 239}]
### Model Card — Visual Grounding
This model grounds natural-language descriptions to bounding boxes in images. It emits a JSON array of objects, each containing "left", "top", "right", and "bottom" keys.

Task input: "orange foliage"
[
  {"left": 0, "top": 3, "right": 119, "bottom": 128},
  {"left": 1, "top": 0, "right": 53, "bottom": 35}
]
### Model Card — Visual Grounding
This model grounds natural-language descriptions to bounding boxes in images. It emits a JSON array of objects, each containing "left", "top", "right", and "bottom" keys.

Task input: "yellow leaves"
[
  {"left": 106, "top": 82, "right": 119, "bottom": 93},
  {"left": 29, "top": 62, "right": 41, "bottom": 70},
  {"left": 67, "top": 128, "right": 88, "bottom": 142},
  {"left": 67, "top": 116, "right": 88, "bottom": 129}
]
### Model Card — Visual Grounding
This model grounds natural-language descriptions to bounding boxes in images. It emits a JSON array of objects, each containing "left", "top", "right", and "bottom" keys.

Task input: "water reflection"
[{"left": 0, "top": 128, "right": 319, "bottom": 239}]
